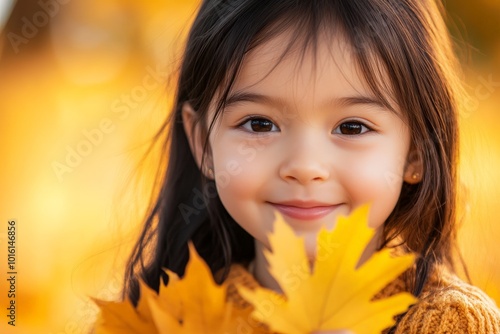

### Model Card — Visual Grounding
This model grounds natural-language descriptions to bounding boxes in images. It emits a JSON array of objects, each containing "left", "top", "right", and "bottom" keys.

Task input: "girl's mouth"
[{"left": 268, "top": 202, "right": 341, "bottom": 221}]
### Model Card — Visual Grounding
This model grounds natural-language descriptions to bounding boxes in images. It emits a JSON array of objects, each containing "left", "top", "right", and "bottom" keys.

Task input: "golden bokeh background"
[{"left": 0, "top": 1, "right": 498, "bottom": 333}]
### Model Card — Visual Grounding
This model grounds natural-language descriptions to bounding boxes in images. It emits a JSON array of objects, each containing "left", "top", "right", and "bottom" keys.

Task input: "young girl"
[{"left": 124, "top": 0, "right": 500, "bottom": 332}]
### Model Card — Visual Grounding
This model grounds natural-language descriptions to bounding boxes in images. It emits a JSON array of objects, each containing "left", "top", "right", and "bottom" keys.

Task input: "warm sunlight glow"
[{"left": 0, "top": 1, "right": 499, "bottom": 333}]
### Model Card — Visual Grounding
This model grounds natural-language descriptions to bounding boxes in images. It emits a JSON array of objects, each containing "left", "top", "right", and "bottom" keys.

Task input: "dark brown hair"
[{"left": 124, "top": 0, "right": 464, "bottom": 325}]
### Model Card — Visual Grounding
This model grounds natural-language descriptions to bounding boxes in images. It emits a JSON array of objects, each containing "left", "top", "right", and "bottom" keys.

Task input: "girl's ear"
[
  {"left": 403, "top": 149, "right": 424, "bottom": 184},
  {"left": 182, "top": 102, "right": 214, "bottom": 179}
]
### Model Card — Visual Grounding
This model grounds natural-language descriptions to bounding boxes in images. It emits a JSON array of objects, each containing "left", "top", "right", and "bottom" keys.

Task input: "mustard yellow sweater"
[{"left": 224, "top": 264, "right": 500, "bottom": 333}]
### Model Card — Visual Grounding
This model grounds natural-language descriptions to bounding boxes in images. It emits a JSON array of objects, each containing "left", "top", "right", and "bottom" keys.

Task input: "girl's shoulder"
[{"left": 386, "top": 265, "right": 500, "bottom": 334}]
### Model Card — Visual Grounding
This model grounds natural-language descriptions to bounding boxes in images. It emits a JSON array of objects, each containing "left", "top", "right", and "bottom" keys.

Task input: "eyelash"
[{"left": 236, "top": 116, "right": 373, "bottom": 135}]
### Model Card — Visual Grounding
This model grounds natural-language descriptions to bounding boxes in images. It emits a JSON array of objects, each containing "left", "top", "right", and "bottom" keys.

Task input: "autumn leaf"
[
  {"left": 148, "top": 243, "right": 241, "bottom": 333},
  {"left": 92, "top": 278, "right": 158, "bottom": 334},
  {"left": 93, "top": 243, "right": 256, "bottom": 333},
  {"left": 237, "top": 205, "right": 417, "bottom": 334}
]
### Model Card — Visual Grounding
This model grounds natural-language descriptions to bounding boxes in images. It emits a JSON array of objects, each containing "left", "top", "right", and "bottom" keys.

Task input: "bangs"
[{"left": 208, "top": 1, "right": 402, "bottom": 130}]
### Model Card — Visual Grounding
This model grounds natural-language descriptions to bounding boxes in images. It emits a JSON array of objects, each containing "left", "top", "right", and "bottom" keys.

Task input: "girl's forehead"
[{"left": 230, "top": 30, "right": 396, "bottom": 112}]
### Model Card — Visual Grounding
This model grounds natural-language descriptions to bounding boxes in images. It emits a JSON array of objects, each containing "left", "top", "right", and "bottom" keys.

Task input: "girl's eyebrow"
[{"left": 224, "top": 91, "right": 392, "bottom": 113}]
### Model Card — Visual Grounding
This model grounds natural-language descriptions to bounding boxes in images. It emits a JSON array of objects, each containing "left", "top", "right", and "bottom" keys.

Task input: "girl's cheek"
[
  {"left": 339, "top": 151, "right": 405, "bottom": 228},
  {"left": 213, "top": 141, "right": 266, "bottom": 194}
]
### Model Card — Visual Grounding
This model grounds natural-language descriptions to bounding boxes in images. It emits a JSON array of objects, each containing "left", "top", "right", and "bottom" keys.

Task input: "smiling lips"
[{"left": 269, "top": 201, "right": 341, "bottom": 220}]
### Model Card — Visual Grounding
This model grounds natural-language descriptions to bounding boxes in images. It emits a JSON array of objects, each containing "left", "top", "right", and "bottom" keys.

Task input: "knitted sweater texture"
[{"left": 224, "top": 264, "right": 500, "bottom": 333}]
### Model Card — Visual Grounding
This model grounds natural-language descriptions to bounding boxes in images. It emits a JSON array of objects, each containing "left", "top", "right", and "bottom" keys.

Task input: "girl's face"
[{"left": 184, "top": 32, "right": 419, "bottom": 259}]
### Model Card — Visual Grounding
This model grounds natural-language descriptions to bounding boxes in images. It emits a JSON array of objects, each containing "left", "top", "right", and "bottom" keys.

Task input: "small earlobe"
[
  {"left": 403, "top": 149, "right": 423, "bottom": 184},
  {"left": 403, "top": 170, "right": 423, "bottom": 184}
]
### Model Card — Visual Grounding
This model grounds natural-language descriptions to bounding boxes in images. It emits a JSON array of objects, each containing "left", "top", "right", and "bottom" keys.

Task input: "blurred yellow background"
[{"left": 0, "top": 1, "right": 498, "bottom": 333}]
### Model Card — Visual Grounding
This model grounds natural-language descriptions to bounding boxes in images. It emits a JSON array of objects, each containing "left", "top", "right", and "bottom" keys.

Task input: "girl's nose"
[{"left": 278, "top": 135, "right": 331, "bottom": 185}]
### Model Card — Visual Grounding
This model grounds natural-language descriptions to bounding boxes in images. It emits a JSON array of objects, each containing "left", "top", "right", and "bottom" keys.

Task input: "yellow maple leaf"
[
  {"left": 93, "top": 243, "right": 257, "bottom": 333},
  {"left": 92, "top": 288, "right": 158, "bottom": 334},
  {"left": 237, "top": 205, "right": 417, "bottom": 334}
]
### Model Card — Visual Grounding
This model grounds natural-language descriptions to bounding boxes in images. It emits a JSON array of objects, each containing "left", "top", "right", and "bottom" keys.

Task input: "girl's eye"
[
  {"left": 333, "top": 121, "right": 371, "bottom": 135},
  {"left": 239, "top": 117, "right": 279, "bottom": 133}
]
